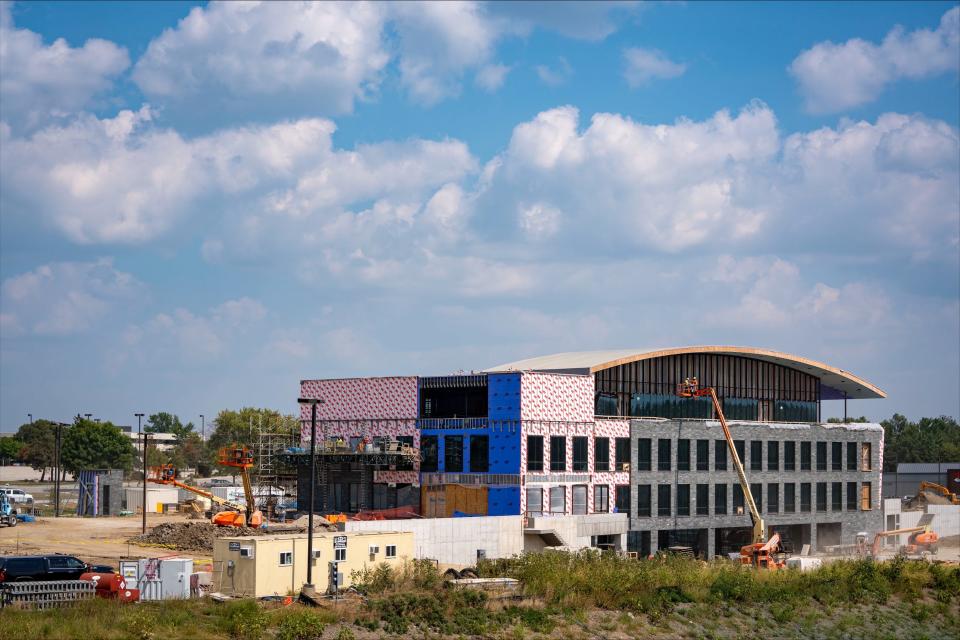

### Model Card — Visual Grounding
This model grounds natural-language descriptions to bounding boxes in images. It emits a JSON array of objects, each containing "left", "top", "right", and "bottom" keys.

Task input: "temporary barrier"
[{"left": 0, "top": 580, "right": 95, "bottom": 609}]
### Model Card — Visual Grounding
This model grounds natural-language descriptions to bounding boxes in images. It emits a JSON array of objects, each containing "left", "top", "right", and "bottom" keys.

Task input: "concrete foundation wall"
[
  {"left": 523, "top": 513, "right": 628, "bottom": 551},
  {"left": 883, "top": 499, "right": 960, "bottom": 544}
]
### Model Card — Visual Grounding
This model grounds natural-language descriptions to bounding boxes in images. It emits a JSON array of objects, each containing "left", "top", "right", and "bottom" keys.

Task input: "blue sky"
[{"left": 1, "top": 1, "right": 958, "bottom": 431}]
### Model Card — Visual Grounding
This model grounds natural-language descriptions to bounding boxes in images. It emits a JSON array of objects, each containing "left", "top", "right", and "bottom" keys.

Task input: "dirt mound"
[{"left": 131, "top": 521, "right": 263, "bottom": 552}]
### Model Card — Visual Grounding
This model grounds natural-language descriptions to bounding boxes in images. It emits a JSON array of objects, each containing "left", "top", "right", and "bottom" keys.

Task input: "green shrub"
[
  {"left": 221, "top": 600, "right": 268, "bottom": 640},
  {"left": 335, "top": 626, "right": 356, "bottom": 640},
  {"left": 275, "top": 610, "right": 327, "bottom": 640},
  {"left": 351, "top": 562, "right": 396, "bottom": 595}
]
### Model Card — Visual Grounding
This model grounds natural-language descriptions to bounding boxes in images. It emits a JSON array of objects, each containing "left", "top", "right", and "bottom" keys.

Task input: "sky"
[{"left": 0, "top": 1, "right": 958, "bottom": 432}]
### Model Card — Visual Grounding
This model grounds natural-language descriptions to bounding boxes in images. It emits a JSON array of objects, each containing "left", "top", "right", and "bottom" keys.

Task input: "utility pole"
[
  {"left": 200, "top": 414, "right": 205, "bottom": 442},
  {"left": 298, "top": 397, "right": 324, "bottom": 599},
  {"left": 136, "top": 413, "right": 145, "bottom": 534}
]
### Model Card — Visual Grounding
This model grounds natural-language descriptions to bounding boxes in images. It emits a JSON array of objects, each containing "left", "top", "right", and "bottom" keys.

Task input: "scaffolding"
[{"left": 253, "top": 420, "right": 300, "bottom": 507}]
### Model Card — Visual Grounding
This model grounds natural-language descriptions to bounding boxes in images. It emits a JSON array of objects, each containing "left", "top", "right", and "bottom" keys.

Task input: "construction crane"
[{"left": 678, "top": 377, "right": 784, "bottom": 569}]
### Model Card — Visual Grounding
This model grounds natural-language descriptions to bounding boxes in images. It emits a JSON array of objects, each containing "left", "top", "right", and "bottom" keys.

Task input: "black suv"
[{"left": 0, "top": 555, "right": 112, "bottom": 582}]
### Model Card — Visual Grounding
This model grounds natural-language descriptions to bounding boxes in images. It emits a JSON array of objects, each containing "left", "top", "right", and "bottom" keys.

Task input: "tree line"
[{"left": 0, "top": 408, "right": 300, "bottom": 480}]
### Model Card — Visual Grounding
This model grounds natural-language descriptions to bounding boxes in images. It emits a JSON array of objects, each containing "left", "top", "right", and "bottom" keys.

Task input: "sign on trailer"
[{"left": 333, "top": 535, "right": 347, "bottom": 549}]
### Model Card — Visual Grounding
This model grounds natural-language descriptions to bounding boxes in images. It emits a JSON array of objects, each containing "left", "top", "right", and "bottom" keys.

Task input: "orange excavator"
[
  {"left": 678, "top": 377, "right": 785, "bottom": 569},
  {"left": 917, "top": 481, "right": 960, "bottom": 505},
  {"left": 148, "top": 445, "right": 263, "bottom": 528}
]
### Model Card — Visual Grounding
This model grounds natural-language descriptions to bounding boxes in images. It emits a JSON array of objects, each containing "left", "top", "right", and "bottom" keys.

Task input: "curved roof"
[{"left": 485, "top": 346, "right": 885, "bottom": 400}]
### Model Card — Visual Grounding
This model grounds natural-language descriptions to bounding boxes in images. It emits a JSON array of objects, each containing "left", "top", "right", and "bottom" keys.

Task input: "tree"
[
  {"left": 0, "top": 437, "right": 21, "bottom": 465},
  {"left": 882, "top": 414, "right": 960, "bottom": 471},
  {"left": 61, "top": 418, "right": 136, "bottom": 475},
  {"left": 207, "top": 408, "right": 300, "bottom": 474},
  {"left": 15, "top": 420, "right": 58, "bottom": 481},
  {"left": 827, "top": 416, "right": 870, "bottom": 423},
  {"left": 145, "top": 412, "right": 194, "bottom": 441}
]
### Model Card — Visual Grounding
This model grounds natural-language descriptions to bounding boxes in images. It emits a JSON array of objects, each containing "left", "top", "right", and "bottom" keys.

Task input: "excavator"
[
  {"left": 148, "top": 445, "right": 263, "bottom": 528},
  {"left": 678, "top": 377, "right": 785, "bottom": 570},
  {"left": 916, "top": 481, "right": 960, "bottom": 505}
]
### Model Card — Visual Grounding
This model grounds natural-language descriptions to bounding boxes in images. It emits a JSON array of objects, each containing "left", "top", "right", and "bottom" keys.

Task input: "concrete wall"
[
  {"left": 125, "top": 487, "right": 180, "bottom": 513},
  {"left": 344, "top": 515, "right": 524, "bottom": 566},
  {"left": 0, "top": 466, "right": 44, "bottom": 481},
  {"left": 523, "top": 513, "right": 628, "bottom": 552},
  {"left": 883, "top": 499, "right": 960, "bottom": 544},
  {"left": 213, "top": 531, "right": 414, "bottom": 597}
]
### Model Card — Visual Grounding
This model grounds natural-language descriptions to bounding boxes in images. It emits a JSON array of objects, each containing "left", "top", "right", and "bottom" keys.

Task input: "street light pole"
[
  {"left": 135, "top": 413, "right": 145, "bottom": 534},
  {"left": 27, "top": 414, "right": 32, "bottom": 425},
  {"left": 297, "top": 397, "right": 324, "bottom": 598},
  {"left": 200, "top": 415, "right": 205, "bottom": 441}
]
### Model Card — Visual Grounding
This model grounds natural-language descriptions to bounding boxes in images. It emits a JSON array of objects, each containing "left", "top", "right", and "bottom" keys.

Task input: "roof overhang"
[{"left": 486, "top": 346, "right": 885, "bottom": 400}]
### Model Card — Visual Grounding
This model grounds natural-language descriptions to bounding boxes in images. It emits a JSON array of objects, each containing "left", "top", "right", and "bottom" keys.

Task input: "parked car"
[
  {"left": 1, "top": 487, "right": 34, "bottom": 503},
  {"left": 203, "top": 478, "right": 233, "bottom": 488},
  {"left": 0, "top": 555, "right": 112, "bottom": 582}
]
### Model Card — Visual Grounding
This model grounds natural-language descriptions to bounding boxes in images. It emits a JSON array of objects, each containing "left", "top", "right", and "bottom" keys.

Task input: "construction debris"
[{"left": 131, "top": 522, "right": 264, "bottom": 552}]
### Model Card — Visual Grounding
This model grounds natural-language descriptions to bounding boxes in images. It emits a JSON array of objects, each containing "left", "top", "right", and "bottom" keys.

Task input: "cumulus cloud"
[
  {"left": 623, "top": 47, "right": 686, "bottom": 87},
  {"left": 0, "top": 3, "right": 130, "bottom": 133},
  {"left": 0, "top": 258, "right": 139, "bottom": 336},
  {"left": 790, "top": 7, "right": 960, "bottom": 113},
  {"left": 535, "top": 57, "right": 574, "bottom": 86},
  {"left": 475, "top": 63, "right": 510, "bottom": 91}
]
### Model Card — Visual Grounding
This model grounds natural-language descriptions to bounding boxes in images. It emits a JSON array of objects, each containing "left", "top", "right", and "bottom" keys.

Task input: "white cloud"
[
  {"left": 0, "top": 258, "right": 139, "bottom": 336},
  {"left": 623, "top": 47, "right": 686, "bottom": 87},
  {"left": 0, "top": 3, "right": 130, "bottom": 133},
  {"left": 790, "top": 7, "right": 960, "bottom": 113},
  {"left": 518, "top": 202, "right": 561, "bottom": 239},
  {"left": 487, "top": 1, "right": 642, "bottom": 41},
  {"left": 535, "top": 57, "right": 573, "bottom": 86},
  {"left": 475, "top": 63, "right": 510, "bottom": 91}
]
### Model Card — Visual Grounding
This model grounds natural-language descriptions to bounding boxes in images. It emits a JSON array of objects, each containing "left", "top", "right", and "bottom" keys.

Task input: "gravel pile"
[{"left": 131, "top": 521, "right": 263, "bottom": 552}]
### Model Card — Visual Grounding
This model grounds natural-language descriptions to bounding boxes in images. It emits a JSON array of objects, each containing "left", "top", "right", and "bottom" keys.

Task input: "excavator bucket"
[{"left": 211, "top": 511, "right": 246, "bottom": 527}]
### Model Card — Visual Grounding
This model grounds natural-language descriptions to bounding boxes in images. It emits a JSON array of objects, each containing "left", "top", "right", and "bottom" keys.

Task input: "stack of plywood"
[{"left": 421, "top": 484, "right": 488, "bottom": 518}]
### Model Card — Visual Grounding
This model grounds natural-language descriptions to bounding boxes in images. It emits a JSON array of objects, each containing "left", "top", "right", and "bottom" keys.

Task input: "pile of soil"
[{"left": 131, "top": 521, "right": 263, "bottom": 552}]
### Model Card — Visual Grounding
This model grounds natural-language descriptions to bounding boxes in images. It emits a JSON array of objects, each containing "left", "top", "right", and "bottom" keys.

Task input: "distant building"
[{"left": 883, "top": 462, "right": 960, "bottom": 499}]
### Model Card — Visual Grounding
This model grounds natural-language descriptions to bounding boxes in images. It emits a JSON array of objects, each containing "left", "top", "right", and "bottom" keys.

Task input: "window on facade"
[
  {"left": 573, "top": 437, "right": 588, "bottom": 472},
  {"left": 678, "top": 439, "right": 691, "bottom": 471},
  {"left": 677, "top": 484, "right": 690, "bottom": 516},
  {"left": 861, "top": 443, "right": 872, "bottom": 471},
  {"left": 335, "top": 548, "right": 346, "bottom": 562},
  {"left": 608, "top": 437, "right": 627, "bottom": 471},
  {"left": 595, "top": 393, "right": 618, "bottom": 416},
  {"left": 861, "top": 482, "right": 872, "bottom": 510},
  {"left": 636, "top": 438, "right": 651, "bottom": 471},
  {"left": 470, "top": 435, "right": 489, "bottom": 472},
  {"left": 847, "top": 481, "right": 857, "bottom": 511},
  {"left": 715, "top": 440, "right": 727, "bottom": 471},
  {"left": 816, "top": 442, "right": 827, "bottom": 471},
  {"left": 800, "top": 442, "right": 812, "bottom": 471},
  {"left": 658, "top": 439, "right": 672, "bottom": 471},
  {"left": 594, "top": 485, "right": 609, "bottom": 513},
  {"left": 832, "top": 482, "right": 842, "bottom": 511},
  {"left": 637, "top": 484, "right": 651, "bottom": 517},
  {"left": 750, "top": 441, "right": 762, "bottom": 471},
  {"left": 751, "top": 483, "right": 762, "bottom": 513},
  {"left": 784, "top": 441, "right": 796, "bottom": 471},
  {"left": 421, "top": 436, "right": 438, "bottom": 472},
  {"left": 572, "top": 485, "right": 588, "bottom": 515},
  {"left": 846, "top": 442, "right": 857, "bottom": 471},
  {"left": 733, "top": 485, "right": 745, "bottom": 514},
  {"left": 397, "top": 436, "right": 415, "bottom": 470},
  {"left": 444, "top": 435, "right": 463, "bottom": 473},
  {"left": 527, "top": 436, "right": 544, "bottom": 472},
  {"left": 734, "top": 440, "right": 746, "bottom": 467},
  {"left": 768, "top": 483, "right": 779, "bottom": 514},
  {"left": 715, "top": 484, "right": 727, "bottom": 515},
  {"left": 549, "top": 486, "right": 566, "bottom": 514},
  {"left": 658, "top": 484, "right": 672, "bottom": 516},
  {"left": 724, "top": 397, "right": 759, "bottom": 421},
  {"left": 696, "top": 483, "right": 709, "bottom": 515},
  {"left": 696, "top": 440, "right": 709, "bottom": 471},
  {"left": 816, "top": 482, "right": 827, "bottom": 512},
  {"left": 594, "top": 437, "right": 610, "bottom": 472},
  {"left": 550, "top": 436, "right": 566, "bottom": 472},
  {"left": 800, "top": 483, "right": 812, "bottom": 512},
  {"left": 615, "top": 485, "right": 631, "bottom": 516},
  {"left": 526, "top": 487, "right": 543, "bottom": 515},
  {"left": 832, "top": 442, "right": 842, "bottom": 471},
  {"left": 773, "top": 400, "right": 817, "bottom": 422},
  {"left": 784, "top": 483, "right": 796, "bottom": 513},
  {"left": 279, "top": 552, "right": 292, "bottom": 566},
  {"left": 768, "top": 441, "right": 779, "bottom": 471},
  {"left": 386, "top": 545, "right": 397, "bottom": 559}
]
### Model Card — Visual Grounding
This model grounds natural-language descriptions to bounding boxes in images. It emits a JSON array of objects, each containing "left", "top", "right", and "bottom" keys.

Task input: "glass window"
[
  {"left": 714, "top": 484, "right": 727, "bottom": 515},
  {"left": 678, "top": 439, "right": 690, "bottom": 471},
  {"left": 784, "top": 483, "right": 796, "bottom": 513},
  {"left": 734, "top": 440, "right": 745, "bottom": 467},
  {"left": 784, "top": 441, "right": 796, "bottom": 471},
  {"left": 526, "top": 487, "right": 543, "bottom": 515},
  {"left": 335, "top": 548, "right": 346, "bottom": 562},
  {"left": 751, "top": 483, "right": 762, "bottom": 513},
  {"left": 846, "top": 442, "right": 857, "bottom": 471},
  {"left": 594, "top": 437, "right": 610, "bottom": 472},
  {"left": 444, "top": 435, "right": 463, "bottom": 473},
  {"left": 800, "top": 483, "right": 811, "bottom": 512},
  {"left": 816, "top": 442, "right": 827, "bottom": 471},
  {"left": 816, "top": 482, "right": 827, "bottom": 512},
  {"left": 696, "top": 440, "right": 709, "bottom": 471},
  {"left": 420, "top": 435, "right": 438, "bottom": 472},
  {"left": 846, "top": 481, "right": 857, "bottom": 511},
  {"left": 550, "top": 436, "right": 566, "bottom": 472},
  {"left": 657, "top": 484, "right": 671, "bottom": 516},
  {"left": 636, "top": 438, "right": 651, "bottom": 471},
  {"left": 677, "top": 484, "right": 690, "bottom": 516},
  {"left": 631, "top": 393, "right": 712, "bottom": 418},
  {"left": 832, "top": 482, "right": 842, "bottom": 511},
  {"left": 594, "top": 485, "right": 609, "bottom": 513},
  {"left": 470, "top": 435, "right": 489, "bottom": 472},
  {"left": 595, "top": 393, "right": 618, "bottom": 416},
  {"left": 861, "top": 482, "right": 872, "bottom": 510},
  {"left": 724, "top": 397, "right": 759, "bottom": 421},
  {"left": 615, "top": 485, "right": 631, "bottom": 516},
  {"left": 637, "top": 484, "right": 651, "bottom": 517},
  {"left": 750, "top": 441, "right": 762, "bottom": 471},
  {"left": 615, "top": 438, "right": 631, "bottom": 471},
  {"left": 386, "top": 545, "right": 397, "bottom": 559},
  {"left": 800, "top": 442, "right": 812, "bottom": 471},
  {"left": 715, "top": 440, "right": 727, "bottom": 471},
  {"left": 832, "top": 442, "right": 842, "bottom": 471},
  {"left": 549, "top": 486, "right": 565, "bottom": 514},
  {"left": 572, "top": 485, "right": 587, "bottom": 515},
  {"left": 527, "top": 436, "right": 544, "bottom": 472},
  {"left": 733, "top": 485, "right": 744, "bottom": 515},
  {"left": 767, "top": 483, "right": 779, "bottom": 514},
  {"left": 279, "top": 552, "right": 292, "bottom": 566},
  {"left": 861, "top": 443, "right": 872, "bottom": 471},
  {"left": 573, "top": 437, "right": 588, "bottom": 472},
  {"left": 773, "top": 400, "right": 817, "bottom": 422},
  {"left": 658, "top": 439, "right": 671, "bottom": 471},
  {"left": 767, "top": 441, "right": 779, "bottom": 471},
  {"left": 696, "top": 483, "right": 709, "bottom": 515}
]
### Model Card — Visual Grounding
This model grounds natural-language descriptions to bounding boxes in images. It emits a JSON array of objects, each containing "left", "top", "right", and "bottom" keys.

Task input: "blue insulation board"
[{"left": 487, "top": 372, "right": 522, "bottom": 515}]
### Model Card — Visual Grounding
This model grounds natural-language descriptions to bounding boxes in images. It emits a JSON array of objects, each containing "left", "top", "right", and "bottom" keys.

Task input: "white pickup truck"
[{"left": 1, "top": 487, "right": 34, "bottom": 504}]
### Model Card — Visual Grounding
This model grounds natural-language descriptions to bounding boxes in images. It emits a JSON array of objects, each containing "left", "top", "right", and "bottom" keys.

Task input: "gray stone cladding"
[{"left": 628, "top": 418, "right": 883, "bottom": 557}]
